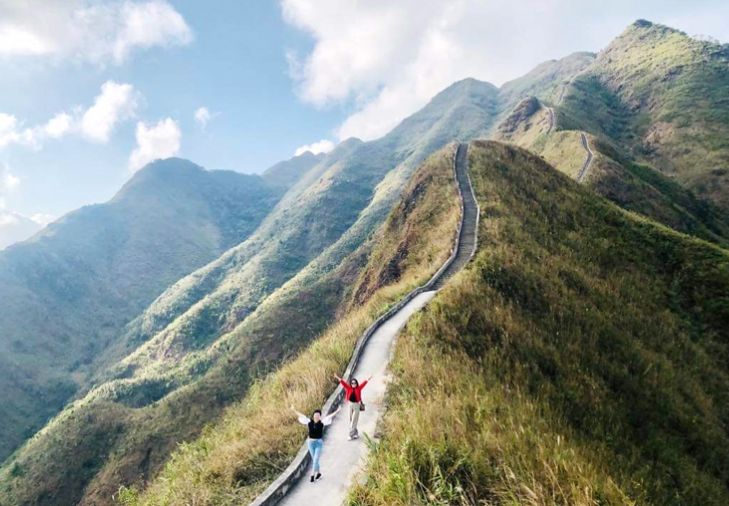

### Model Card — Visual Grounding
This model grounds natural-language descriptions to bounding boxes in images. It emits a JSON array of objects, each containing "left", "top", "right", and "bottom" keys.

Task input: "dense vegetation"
[
  {"left": 0, "top": 157, "right": 295, "bottom": 463},
  {"left": 348, "top": 141, "right": 729, "bottom": 505}
]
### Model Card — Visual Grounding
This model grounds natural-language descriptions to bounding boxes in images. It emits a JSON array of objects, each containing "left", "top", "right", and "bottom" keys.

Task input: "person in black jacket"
[{"left": 290, "top": 405, "right": 341, "bottom": 482}]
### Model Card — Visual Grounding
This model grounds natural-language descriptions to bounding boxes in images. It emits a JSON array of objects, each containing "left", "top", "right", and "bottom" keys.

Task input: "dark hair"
[
  {"left": 350, "top": 378, "right": 359, "bottom": 386},
  {"left": 313, "top": 409, "right": 322, "bottom": 415}
]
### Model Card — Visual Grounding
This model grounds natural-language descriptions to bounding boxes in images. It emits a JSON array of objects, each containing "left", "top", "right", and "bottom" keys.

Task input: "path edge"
[{"left": 249, "top": 142, "right": 476, "bottom": 506}]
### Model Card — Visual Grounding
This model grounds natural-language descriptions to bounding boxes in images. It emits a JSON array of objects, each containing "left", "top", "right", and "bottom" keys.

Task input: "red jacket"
[{"left": 340, "top": 379, "right": 368, "bottom": 403}]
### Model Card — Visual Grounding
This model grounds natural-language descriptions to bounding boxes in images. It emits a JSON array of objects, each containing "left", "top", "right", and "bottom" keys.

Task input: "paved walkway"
[
  {"left": 259, "top": 143, "right": 478, "bottom": 506},
  {"left": 278, "top": 290, "right": 436, "bottom": 505},
  {"left": 576, "top": 132, "right": 594, "bottom": 182}
]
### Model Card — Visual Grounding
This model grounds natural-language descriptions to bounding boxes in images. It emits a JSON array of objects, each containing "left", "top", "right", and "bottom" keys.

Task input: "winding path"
[
  {"left": 545, "top": 106, "right": 555, "bottom": 135},
  {"left": 576, "top": 132, "right": 594, "bottom": 183},
  {"left": 251, "top": 143, "right": 479, "bottom": 506}
]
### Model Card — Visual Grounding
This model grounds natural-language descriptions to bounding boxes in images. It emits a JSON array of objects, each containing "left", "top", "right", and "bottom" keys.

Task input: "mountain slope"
[
  {"left": 558, "top": 20, "right": 729, "bottom": 209},
  {"left": 348, "top": 141, "right": 729, "bottom": 505},
  {"left": 115, "top": 145, "right": 461, "bottom": 505},
  {"left": 494, "top": 96, "right": 729, "bottom": 245},
  {"left": 0, "top": 78, "right": 501, "bottom": 506},
  {"left": 0, "top": 158, "right": 285, "bottom": 463}
]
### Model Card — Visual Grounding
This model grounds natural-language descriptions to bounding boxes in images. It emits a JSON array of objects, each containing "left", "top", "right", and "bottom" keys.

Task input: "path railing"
[{"left": 250, "top": 142, "right": 479, "bottom": 506}]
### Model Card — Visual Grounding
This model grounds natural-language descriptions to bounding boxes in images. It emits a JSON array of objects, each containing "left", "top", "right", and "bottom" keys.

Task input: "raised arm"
[
  {"left": 334, "top": 373, "right": 348, "bottom": 389},
  {"left": 290, "top": 405, "right": 309, "bottom": 425},
  {"left": 360, "top": 375, "right": 373, "bottom": 389},
  {"left": 322, "top": 406, "right": 342, "bottom": 426}
]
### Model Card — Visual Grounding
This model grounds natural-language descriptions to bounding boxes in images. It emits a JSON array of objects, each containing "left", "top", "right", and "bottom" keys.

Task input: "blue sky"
[{"left": 1, "top": 0, "right": 728, "bottom": 248}]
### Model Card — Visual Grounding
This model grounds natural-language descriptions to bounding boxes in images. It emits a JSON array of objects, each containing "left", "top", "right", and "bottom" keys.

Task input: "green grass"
[
  {"left": 495, "top": 97, "right": 729, "bottom": 246},
  {"left": 559, "top": 21, "right": 729, "bottom": 209},
  {"left": 109, "top": 146, "right": 460, "bottom": 505},
  {"left": 347, "top": 141, "right": 729, "bottom": 505}
]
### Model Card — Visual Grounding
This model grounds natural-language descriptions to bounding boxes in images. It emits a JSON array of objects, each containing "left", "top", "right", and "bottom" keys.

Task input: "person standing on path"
[
  {"left": 334, "top": 373, "right": 372, "bottom": 440},
  {"left": 290, "top": 405, "right": 341, "bottom": 483}
]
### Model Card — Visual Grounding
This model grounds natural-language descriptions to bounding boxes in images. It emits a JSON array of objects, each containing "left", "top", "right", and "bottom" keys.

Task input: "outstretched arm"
[
  {"left": 290, "top": 405, "right": 309, "bottom": 425},
  {"left": 322, "top": 406, "right": 342, "bottom": 426},
  {"left": 334, "top": 374, "right": 348, "bottom": 389},
  {"left": 360, "top": 375, "right": 373, "bottom": 389}
]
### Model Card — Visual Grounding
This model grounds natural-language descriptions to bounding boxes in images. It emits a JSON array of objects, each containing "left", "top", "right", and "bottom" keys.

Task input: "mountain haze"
[{"left": 0, "top": 156, "right": 311, "bottom": 462}]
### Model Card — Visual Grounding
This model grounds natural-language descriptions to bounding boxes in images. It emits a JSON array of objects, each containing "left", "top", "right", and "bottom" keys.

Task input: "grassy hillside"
[
  {"left": 112, "top": 145, "right": 460, "bottom": 505},
  {"left": 0, "top": 157, "right": 286, "bottom": 463},
  {"left": 494, "top": 96, "right": 729, "bottom": 246},
  {"left": 348, "top": 141, "right": 729, "bottom": 505},
  {"left": 0, "top": 74, "right": 500, "bottom": 505},
  {"left": 559, "top": 20, "right": 729, "bottom": 209}
]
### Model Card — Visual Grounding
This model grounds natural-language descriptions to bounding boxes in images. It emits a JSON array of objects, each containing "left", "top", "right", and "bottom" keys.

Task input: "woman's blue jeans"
[{"left": 307, "top": 438, "right": 323, "bottom": 473}]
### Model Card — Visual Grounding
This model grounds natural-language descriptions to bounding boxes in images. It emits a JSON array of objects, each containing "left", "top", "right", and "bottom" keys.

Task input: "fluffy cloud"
[
  {"left": 294, "top": 139, "right": 335, "bottom": 156},
  {"left": 0, "top": 0, "right": 192, "bottom": 64},
  {"left": 194, "top": 106, "right": 212, "bottom": 129},
  {"left": 43, "top": 112, "right": 74, "bottom": 139},
  {"left": 129, "top": 118, "right": 181, "bottom": 171},
  {"left": 0, "top": 81, "right": 138, "bottom": 150},
  {"left": 81, "top": 81, "right": 138, "bottom": 142},
  {"left": 282, "top": 0, "right": 729, "bottom": 141}
]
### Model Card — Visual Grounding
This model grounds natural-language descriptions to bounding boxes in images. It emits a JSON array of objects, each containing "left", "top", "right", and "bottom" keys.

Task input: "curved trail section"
[
  {"left": 251, "top": 143, "right": 479, "bottom": 506},
  {"left": 545, "top": 106, "right": 555, "bottom": 135},
  {"left": 577, "top": 132, "right": 594, "bottom": 182}
]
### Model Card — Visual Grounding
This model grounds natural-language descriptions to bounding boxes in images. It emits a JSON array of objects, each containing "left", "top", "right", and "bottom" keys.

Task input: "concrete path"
[
  {"left": 546, "top": 106, "right": 555, "bottom": 134},
  {"left": 576, "top": 132, "right": 594, "bottom": 183},
  {"left": 278, "top": 290, "right": 436, "bottom": 505},
  {"left": 257, "top": 143, "right": 478, "bottom": 506}
]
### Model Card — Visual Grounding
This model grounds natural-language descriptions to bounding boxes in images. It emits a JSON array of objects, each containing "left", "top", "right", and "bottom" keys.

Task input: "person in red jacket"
[{"left": 334, "top": 373, "right": 372, "bottom": 440}]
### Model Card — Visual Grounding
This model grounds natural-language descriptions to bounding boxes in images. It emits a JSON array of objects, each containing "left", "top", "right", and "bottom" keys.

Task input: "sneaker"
[
  {"left": 315, "top": 473, "right": 322, "bottom": 481},
  {"left": 310, "top": 475, "right": 315, "bottom": 483}
]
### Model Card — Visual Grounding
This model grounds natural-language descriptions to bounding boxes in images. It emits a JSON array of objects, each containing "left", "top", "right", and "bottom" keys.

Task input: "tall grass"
[{"left": 348, "top": 141, "right": 729, "bottom": 505}]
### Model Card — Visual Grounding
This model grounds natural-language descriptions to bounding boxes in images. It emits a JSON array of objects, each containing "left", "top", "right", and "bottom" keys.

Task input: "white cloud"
[
  {"left": 43, "top": 112, "right": 73, "bottom": 139},
  {"left": 0, "top": 0, "right": 192, "bottom": 64},
  {"left": 0, "top": 164, "right": 54, "bottom": 249},
  {"left": 194, "top": 106, "right": 212, "bottom": 129},
  {"left": 282, "top": 0, "right": 729, "bottom": 141},
  {"left": 294, "top": 139, "right": 335, "bottom": 156},
  {"left": 0, "top": 211, "right": 43, "bottom": 250},
  {"left": 129, "top": 118, "right": 181, "bottom": 171},
  {"left": 0, "top": 163, "right": 20, "bottom": 193},
  {"left": 81, "top": 81, "right": 138, "bottom": 142},
  {"left": 30, "top": 212, "right": 55, "bottom": 225},
  {"left": 0, "top": 81, "right": 138, "bottom": 150}
]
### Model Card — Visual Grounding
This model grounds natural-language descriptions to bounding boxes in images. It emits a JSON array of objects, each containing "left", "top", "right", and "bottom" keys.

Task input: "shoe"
[
  {"left": 315, "top": 473, "right": 322, "bottom": 481},
  {"left": 310, "top": 475, "right": 315, "bottom": 483}
]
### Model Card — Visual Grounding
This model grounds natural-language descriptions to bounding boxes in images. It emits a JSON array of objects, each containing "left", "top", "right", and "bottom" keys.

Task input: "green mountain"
[
  {"left": 0, "top": 78, "right": 502, "bottom": 506},
  {"left": 2, "top": 18, "right": 729, "bottom": 506},
  {"left": 350, "top": 140, "right": 729, "bottom": 506},
  {"left": 557, "top": 20, "right": 729, "bottom": 209},
  {"left": 494, "top": 96, "right": 729, "bottom": 245},
  {"left": 0, "top": 157, "right": 307, "bottom": 463}
]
